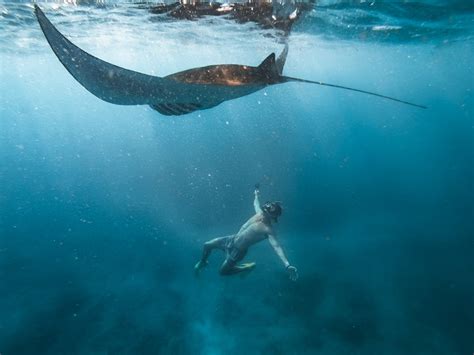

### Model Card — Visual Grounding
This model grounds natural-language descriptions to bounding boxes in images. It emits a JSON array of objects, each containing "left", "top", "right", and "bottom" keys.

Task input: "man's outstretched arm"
[
  {"left": 254, "top": 189, "right": 262, "bottom": 214},
  {"left": 268, "top": 234, "right": 298, "bottom": 281}
]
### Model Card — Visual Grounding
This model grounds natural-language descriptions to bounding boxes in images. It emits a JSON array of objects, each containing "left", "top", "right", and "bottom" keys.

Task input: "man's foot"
[
  {"left": 194, "top": 260, "right": 208, "bottom": 276},
  {"left": 238, "top": 262, "right": 256, "bottom": 278}
]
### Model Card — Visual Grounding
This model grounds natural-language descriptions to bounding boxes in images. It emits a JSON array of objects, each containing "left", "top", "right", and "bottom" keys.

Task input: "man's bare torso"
[{"left": 233, "top": 213, "right": 272, "bottom": 250}]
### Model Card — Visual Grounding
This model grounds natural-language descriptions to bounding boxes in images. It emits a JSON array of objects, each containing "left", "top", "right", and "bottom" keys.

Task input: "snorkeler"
[{"left": 194, "top": 185, "right": 298, "bottom": 281}]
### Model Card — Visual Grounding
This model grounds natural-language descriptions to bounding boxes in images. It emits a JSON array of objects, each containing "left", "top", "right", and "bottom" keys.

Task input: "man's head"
[{"left": 262, "top": 201, "right": 283, "bottom": 222}]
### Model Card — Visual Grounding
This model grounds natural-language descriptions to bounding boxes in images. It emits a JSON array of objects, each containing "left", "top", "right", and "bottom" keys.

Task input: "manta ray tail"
[{"left": 283, "top": 76, "right": 427, "bottom": 109}]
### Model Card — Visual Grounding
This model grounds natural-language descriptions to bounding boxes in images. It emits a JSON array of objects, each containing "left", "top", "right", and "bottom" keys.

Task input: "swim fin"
[{"left": 238, "top": 262, "right": 256, "bottom": 278}]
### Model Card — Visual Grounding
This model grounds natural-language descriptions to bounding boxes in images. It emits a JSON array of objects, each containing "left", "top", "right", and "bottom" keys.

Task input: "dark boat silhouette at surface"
[{"left": 34, "top": 5, "right": 426, "bottom": 116}]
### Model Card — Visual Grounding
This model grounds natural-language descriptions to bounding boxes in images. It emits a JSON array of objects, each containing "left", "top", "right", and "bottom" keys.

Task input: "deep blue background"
[{"left": 0, "top": 2, "right": 473, "bottom": 354}]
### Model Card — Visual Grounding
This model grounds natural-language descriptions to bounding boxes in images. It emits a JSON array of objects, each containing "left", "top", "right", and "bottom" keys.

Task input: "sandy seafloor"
[{"left": 0, "top": 1, "right": 473, "bottom": 354}]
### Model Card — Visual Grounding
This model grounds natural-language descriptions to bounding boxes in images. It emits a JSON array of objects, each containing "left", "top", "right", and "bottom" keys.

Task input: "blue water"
[{"left": 0, "top": 1, "right": 473, "bottom": 354}]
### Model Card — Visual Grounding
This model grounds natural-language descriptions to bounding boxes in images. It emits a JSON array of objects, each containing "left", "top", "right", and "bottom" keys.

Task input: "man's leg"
[
  {"left": 219, "top": 248, "right": 255, "bottom": 276},
  {"left": 219, "top": 259, "right": 256, "bottom": 276},
  {"left": 194, "top": 236, "right": 230, "bottom": 274}
]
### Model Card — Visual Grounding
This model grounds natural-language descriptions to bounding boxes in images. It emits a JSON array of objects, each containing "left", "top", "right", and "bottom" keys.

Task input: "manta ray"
[{"left": 34, "top": 5, "right": 426, "bottom": 116}]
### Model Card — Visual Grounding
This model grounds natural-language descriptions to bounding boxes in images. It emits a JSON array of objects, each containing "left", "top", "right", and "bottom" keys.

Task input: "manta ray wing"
[
  {"left": 35, "top": 5, "right": 271, "bottom": 115},
  {"left": 35, "top": 4, "right": 241, "bottom": 113},
  {"left": 34, "top": 5, "right": 180, "bottom": 105}
]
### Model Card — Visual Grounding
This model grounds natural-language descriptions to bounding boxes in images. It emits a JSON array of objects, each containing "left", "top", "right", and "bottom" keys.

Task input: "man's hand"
[
  {"left": 254, "top": 185, "right": 262, "bottom": 214},
  {"left": 287, "top": 265, "right": 298, "bottom": 281},
  {"left": 254, "top": 183, "right": 260, "bottom": 196}
]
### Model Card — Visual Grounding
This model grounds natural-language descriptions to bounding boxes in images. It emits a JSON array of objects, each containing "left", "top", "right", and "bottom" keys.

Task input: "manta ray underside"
[{"left": 34, "top": 5, "right": 426, "bottom": 116}]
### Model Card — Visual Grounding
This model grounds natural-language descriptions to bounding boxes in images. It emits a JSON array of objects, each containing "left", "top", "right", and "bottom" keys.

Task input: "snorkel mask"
[{"left": 262, "top": 201, "right": 283, "bottom": 222}]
